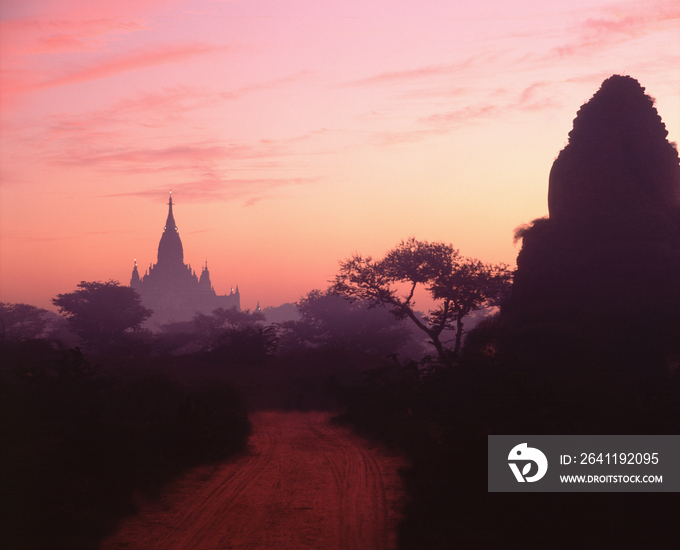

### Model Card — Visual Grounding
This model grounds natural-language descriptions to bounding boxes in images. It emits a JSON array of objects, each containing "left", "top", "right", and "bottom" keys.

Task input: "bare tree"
[{"left": 331, "top": 237, "right": 511, "bottom": 363}]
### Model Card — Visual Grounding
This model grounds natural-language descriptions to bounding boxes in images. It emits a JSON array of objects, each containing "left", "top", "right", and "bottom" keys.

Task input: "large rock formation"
[{"left": 502, "top": 75, "right": 680, "bottom": 381}]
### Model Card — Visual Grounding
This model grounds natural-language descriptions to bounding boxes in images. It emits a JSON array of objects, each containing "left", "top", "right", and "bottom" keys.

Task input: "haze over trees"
[
  {"left": 2, "top": 298, "right": 249, "bottom": 550},
  {"left": 155, "top": 306, "right": 273, "bottom": 359},
  {"left": 277, "top": 289, "right": 419, "bottom": 357},
  {"left": 331, "top": 237, "right": 511, "bottom": 363},
  {"left": 52, "top": 280, "right": 152, "bottom": 354},
  {"left": 193, "top": 306, "right": 265, "bottom": 335},
  {"left": 0, "top": 302, "right": 51, "bottom": 341}
]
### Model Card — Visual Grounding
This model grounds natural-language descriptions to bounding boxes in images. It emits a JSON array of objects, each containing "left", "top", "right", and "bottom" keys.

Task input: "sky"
[{"left": 1, "top": 0, "right": 678, "bottom": 312}]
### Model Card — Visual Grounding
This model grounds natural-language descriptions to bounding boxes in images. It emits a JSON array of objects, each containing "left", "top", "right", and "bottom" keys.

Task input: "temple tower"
[
  {"left": 130, "top": 194, "right": 241, "bottom": 326},
  {"left": 156, "top": 194, "right": 184, "bottom": 267}
]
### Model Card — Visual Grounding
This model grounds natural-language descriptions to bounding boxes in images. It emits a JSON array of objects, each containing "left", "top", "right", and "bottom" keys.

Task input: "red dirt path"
[{"left": 100, "top": 411, "right": 407, "bottom": 550}]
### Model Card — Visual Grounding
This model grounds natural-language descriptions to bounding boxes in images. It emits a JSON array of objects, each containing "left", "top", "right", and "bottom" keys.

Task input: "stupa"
[{"left": 130, "top": 193, "right": 240, "bottom": 326}]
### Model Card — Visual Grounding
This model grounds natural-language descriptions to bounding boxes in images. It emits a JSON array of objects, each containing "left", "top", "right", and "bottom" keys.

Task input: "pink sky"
[{"left": 1, "top": 0, "right": 678, "bottom": 312}]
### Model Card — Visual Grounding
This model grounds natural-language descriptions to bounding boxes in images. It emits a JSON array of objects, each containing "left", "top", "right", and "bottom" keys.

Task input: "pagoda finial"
[
  {"left": 130, "top": 258, "right": 141, "bottom": 286},
  {"left": 164, "top": 192, "right": 177, "bottom": 231},
  {"left": 157, "top": 193, "right": 183, "bottom": 265}
]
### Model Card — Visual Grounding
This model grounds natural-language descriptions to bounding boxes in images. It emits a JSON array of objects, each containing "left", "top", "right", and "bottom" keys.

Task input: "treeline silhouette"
[
  {"left": 0, "top": 307, "right": 251, "bottom": 550},
  {"left": 1, "top": 288, "right": 414, "bottom": 549}
]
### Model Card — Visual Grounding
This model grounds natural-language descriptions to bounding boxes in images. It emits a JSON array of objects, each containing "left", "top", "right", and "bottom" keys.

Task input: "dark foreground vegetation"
[
  {"left": 335, "top": 344, "right": 680, "bottom": 549},
  {"left": 0, "top": 294, "right": 403, "bottom": 549},
  {"left": 0, "top": 338, "right": 250, "bottom": 550},
  {"left": 335, "top": 75, "right": 680, "bottom": 550},
  {"left": 2, "top": 283, "right": 679, "bottom": 550}
]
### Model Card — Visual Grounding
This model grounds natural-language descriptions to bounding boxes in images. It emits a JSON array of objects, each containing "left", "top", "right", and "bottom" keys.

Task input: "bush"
[{"left": 0, "top": 339, "right": 250, "bottom": 550}]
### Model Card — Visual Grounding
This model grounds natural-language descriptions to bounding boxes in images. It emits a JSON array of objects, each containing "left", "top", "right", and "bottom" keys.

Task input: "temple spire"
[
  {"left": 157, "top": 191, "right": 184, "bottom": 266},
  {"left": 199, "top": 260, "right": 212, "bottom": 288},
  {"left": 165, "top": 191, "right": 177, "bottom": 232},
  {"left": 130, "top": 258, "right": 140, "bottom": 286}
]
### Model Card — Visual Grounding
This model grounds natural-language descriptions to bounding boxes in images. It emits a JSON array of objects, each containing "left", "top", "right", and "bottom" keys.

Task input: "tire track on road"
[
  {"left": 102, "top": 411, "right": 406, "bottom": 550},
  {"left": 157, "top": 424, "right": 279, "bottom": 549}
]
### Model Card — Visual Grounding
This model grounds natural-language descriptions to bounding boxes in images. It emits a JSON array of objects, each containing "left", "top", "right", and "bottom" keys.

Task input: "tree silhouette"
[
  {"left": 52, "top": 281, "right": 152, "bottom": 353},
  {"left": 206, "top": 324, "right": 278, "bottom": 365},
  {"left": 0, "top": 302, "right": 50, "bottom": 341},
  {"left": 331, "top": 237, "right": 511, "bottom": 363},
  {"left": 193, "top": 306, "right": 265, "bottom": 338}
]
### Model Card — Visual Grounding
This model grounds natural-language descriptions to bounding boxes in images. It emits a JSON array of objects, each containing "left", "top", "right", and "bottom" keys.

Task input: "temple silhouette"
[
  {"left": 500, "top": 75, "right": 680, "bottom": 381},
  {"left": 130, "top": 193, "right": 240, "bottom": 327}
]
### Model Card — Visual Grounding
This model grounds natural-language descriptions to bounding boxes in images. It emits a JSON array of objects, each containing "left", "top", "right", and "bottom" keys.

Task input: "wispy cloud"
[
  {"left": 48, "top": 140, "right": 288, "bottom": 173},
  {"left": 552, "top": 1, "right": 680, "bottom": 58},
  {"left": 373, "top": 82, "right": 561, "bottom": 146},
  {"left": 223, "top": 72, "right": 313, "bottom": 99},
  {"left": 422, "top": 104, "right": 503, "bottom": 128},
  {"left": 0, "top": 231, "right": 76, "bottom": 242},
  {"left": 342, "top": 64, "right": 461, "bottom": 87},
  {"left": 373, "top": 128, "right": 448, "bottom": 147},
  {"left": 35, "top": 71, "right": 310, "bottom": 136},
  {"left": 423, "top": 91, "right": 559, "bottom": 128},
  {"left": 0, "top": 17, "right": 145, "bottom": 56},
  {"left": 395, "top": 86, "right": 471, "bottom": 101},
  {"left": 340, "top": 54, "right": 497, "bottom": 88},
  {"left": 107, "top": 175, "right": 316, "bottom": 204},
  {"left": 28, "top": 43, "right": 227, "bottom": 94},
  {"left": 0, "top": 1, "right": 206, "bottom": 106}
]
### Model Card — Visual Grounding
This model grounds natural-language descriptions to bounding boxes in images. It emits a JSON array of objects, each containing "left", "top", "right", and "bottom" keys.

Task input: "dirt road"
[{"left": 101, "top": 411, "right": 406, "bottom": 550}]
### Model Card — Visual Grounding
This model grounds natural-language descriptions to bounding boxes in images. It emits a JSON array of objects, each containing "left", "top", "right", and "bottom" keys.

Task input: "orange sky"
[{"left": 1, "top": 0, "right": 679, "bottom": 311}]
